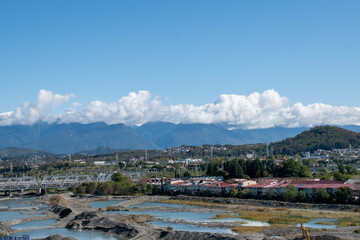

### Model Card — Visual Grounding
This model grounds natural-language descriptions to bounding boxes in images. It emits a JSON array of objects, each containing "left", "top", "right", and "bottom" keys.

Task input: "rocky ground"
[{"left": 0, "top": 193, "right": 359, "bottom": 240}]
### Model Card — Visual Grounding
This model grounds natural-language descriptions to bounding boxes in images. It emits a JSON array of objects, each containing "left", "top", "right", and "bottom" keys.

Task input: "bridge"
[{"left": 0, "top": 171, "right": 146, "bottom": 195}]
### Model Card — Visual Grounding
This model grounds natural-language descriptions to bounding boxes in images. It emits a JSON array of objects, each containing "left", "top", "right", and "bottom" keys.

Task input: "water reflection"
[
  {"left": 0, "top": 212, "right": 43, "bottom": 222},
  {"left": 14, "top": 227, "right": 118, "bottom": 240},
  {"left": 298, "top": 218, "right": 336, "bottom": 229},
  {"left": 132, "top": 202, "right": 195, "bottom": 208},
  {"left": 12, "top": 219, "right": 57, "bottom": 230},
  {"left": 89, "top": 200, "right": 124, "bottom": 209},
  {"left": 150, "top": 221, "right": 234, "bottom": 234}
]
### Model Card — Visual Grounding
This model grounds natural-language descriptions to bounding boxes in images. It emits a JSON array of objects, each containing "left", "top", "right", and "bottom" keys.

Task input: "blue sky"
[{"left": 0, "top": 1, "right": 359, "bottom": 128}]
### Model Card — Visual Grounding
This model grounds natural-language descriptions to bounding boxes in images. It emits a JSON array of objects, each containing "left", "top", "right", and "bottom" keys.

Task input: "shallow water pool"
[
  {"left": 12, "top": 219, "right": 57, "bottom": 230},
  {"left": 132, "top": 202, "right": 195, "bottom": 208},
  {"left": 89, "top": 200, "right": 124, "bottom": 209},
  {"left": 298, "top": 218, "right": 336, "bottom": 229},
  {"left": 107, "top": 209, "right": 269, "bottom": 226},
  {"left": 13, "top": 227, "right": 118, "bottom": 240},
  {"left": 0, "top": 212, "right": 43, "bottom": 222},
  {"left": 150, "top": 220, "right": 235, "bottom": 234},
  {"left": 0, "top": 198, "right": 48, "bottom": 210}
]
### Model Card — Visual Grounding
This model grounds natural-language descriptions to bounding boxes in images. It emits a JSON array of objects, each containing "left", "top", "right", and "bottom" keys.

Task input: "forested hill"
[
  {"left": 271, "top": 125, "right": 360, "bottom": 155},
  {"left": 0, "top": 147, "right": 51, "bottom": 158}
]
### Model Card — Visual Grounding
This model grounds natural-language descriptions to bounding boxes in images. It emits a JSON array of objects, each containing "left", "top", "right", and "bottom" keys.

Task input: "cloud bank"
[{"left": 0, "top": 89, "right": 359, "bottom": 129}]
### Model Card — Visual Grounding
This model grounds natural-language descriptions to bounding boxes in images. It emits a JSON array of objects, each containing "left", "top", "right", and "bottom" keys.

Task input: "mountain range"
[{"left": 0, "top": 121, "right": 359, "bottom": 154}]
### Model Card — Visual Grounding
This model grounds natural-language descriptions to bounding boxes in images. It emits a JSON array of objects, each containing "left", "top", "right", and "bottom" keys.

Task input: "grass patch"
[
  {"left": 94, "top": 197, "right": 109, "bottom": 201},
  {"left": 231, "top": 226, "right": 263, "bottom": 233},
  {"left": 209, "top": 214, "right": 246, "bottom": 224},
  {"left": 336, "top": 217, "right": 360, "bottom": 227},
  {"left": 158, "top": 198, "right": 360, "bottom": 227},
  {"left": 106, "top": 206, "right": 117, "bottom": 211},
  {"left": 157, "top": 199, "right": 227, "bottom": 208},
  {"left": 236, "top": 209, "right": 313, "bottom": 225}
]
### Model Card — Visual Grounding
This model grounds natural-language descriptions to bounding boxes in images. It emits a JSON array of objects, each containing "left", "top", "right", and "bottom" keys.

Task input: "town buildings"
[{"left": 148, "top": 177, "right": 360, "bottom": 201}]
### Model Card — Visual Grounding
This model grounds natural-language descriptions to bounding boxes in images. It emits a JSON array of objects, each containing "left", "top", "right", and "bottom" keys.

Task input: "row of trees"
[
  {"left": 278, "top": 185, "right": 353, "bottom": 204},
  {"left": 71, "top": 173, "right": 154, "bottom": 196},
  {"left": 167, "top": 184, "right": 354, "bottom": 204},
  {"left": 206, "top": 158, "right": 312, "bottom": 179}
]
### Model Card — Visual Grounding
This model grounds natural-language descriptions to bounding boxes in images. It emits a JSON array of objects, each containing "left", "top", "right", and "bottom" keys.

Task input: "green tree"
[
  {"left": 233, "top": 162, "right": 244, "bottom": 178},
  {"left": 146, "top": 184, "right": 153, "bottom": 194},
  {"left": 338, "top": 164, "right": 346, "bottom": 174},
  {"left": 98, "top": 182, "right": 114, "bottom": 195},
  {"left": 297, "top": 190, "right": 306, "bottom": 202},
  {"left": 206, "top": 160, "right": 220, "bottom": 176},
  {"left": 239, "top": 189, "right": 253, "bottom": 199},
  {"left": 333, "top": 172, "right": 347, "bottom": 181},
  {"left": 114, "top": 181, "right": 132, "bottom": 195},
  {"left": 183, "top": 170, "right": 192, "bottom": 177},
  {"left": 316, "top": 190, "right": 331, "bottom": 203},
  {"left": 76, "top": 185, "right": 87, "bottom": 195},
  {"left": 135, "top": 176, "right": 148, "bottom": 193},
  {"left": 111, "top": 172, "right": 127, "bottom": 182},
  {"left": 282, "top": 184, "right": 298, "bottom": 202},
  {"left": 346, "top": 166, "right": 358, "bottom": 175},
  {"left": 280, "top": 159, "right": 300, "bottom": 177},
  {"left": 266, "top": 189, "right": 276, "bottom": 200},
  {"left": 151, "top": 186, "right": 160, "bottom": 195},
  {"left": 299, "top": 165, "right": 313, "bottom": 178},
  {"left": 335, "top": 187, "right": 353, "bottom": 203},
  {"left": 229, "top": 187, "right": 238, "bottom": 198},
  {"left": 279, "top": 159, "right": 312, "bottom": 178},
  {"left": 246, "top": 159, "right": 265, "bottom": 178}
]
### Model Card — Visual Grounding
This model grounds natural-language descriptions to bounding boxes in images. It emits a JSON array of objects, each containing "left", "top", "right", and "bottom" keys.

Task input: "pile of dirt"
[
  {"left": 66, "top": 211, "right": 139, "bottom": 239},
  {"left": 34, "top": 234, "right": 77, "bottom": 240},
  {"left": 158, "top": 231, "right": 240, "bottom": 240},
  {"left": 52, "top": 204, "right": 75, "bottom": 218}
]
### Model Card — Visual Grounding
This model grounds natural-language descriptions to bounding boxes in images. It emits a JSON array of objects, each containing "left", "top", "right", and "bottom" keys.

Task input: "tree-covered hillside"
[
  {"left": 271, "top": 125, "right": 360, "bottom": 155},
  {"left": 0, "top": 147, "right": 51, "bottom": 158}
]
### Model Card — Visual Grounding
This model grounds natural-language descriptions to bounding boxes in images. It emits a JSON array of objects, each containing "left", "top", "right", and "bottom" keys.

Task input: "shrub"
[
  {"left": 239, "top": 189, "right": 253, "bottom": 199},
  {"left": 282, "top": 185, "right": 297, "bottom": 202},
  {"left": 229, "top": 187, "right": 238, "bottom": 198},
  {"left": 335, "top": 187, "right": 353, "bottom": 203},
  {"left": 50, "top": 194, "right": 68, "bottom": 207},
  {"left": 316, "top": 190, "right": 331, "bottom": 203}
]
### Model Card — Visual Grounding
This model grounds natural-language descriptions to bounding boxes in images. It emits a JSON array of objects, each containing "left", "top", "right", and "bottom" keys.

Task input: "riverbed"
[{"left": 0, "top": 194, "right": 358, "bottom": 240}]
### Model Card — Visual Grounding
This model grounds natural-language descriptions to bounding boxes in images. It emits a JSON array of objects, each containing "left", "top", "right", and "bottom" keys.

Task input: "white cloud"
[
  {"left": 0, "top": 89, "right": 73, "bottom": 126},
  {"left": 1, "top": 89, "right": 360, "bottom": 128}
]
